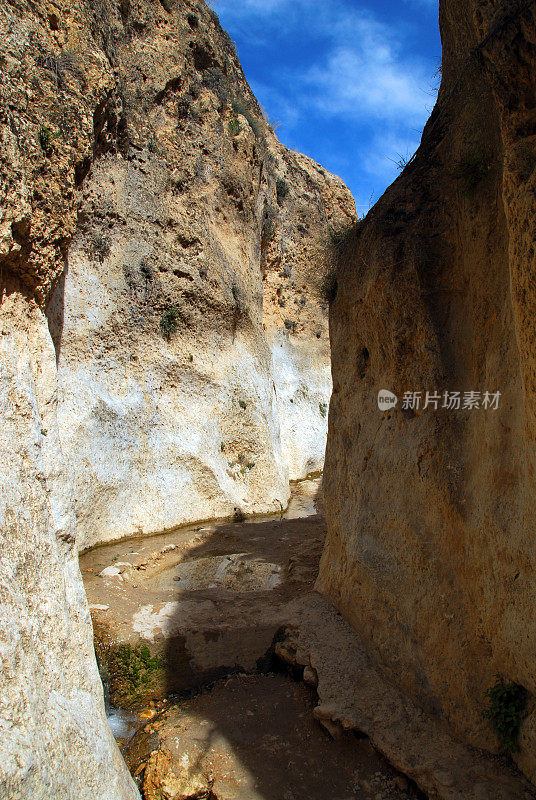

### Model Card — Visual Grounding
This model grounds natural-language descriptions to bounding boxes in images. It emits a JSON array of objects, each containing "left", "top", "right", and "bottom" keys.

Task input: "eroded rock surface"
[
  {"left": 131, "top": 673, "right": 424, "bottom": 800},
  {"left": 0, "top": 295, "right": 138, "bottom": 800},
  {"left": 44, "top": 0, "right": 355, "bottom": 548},
  {"left": 319, "top": 0, "right": 536, "bottom": 785}
]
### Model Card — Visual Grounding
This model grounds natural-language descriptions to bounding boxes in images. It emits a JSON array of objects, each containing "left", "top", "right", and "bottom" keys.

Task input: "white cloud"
[
  {"left": 304, "top": 45, "right": 429, "bottom": 124},
  {"left": 212, "top": 0, "right": 436, "bottom": 199},
  {"left": 215, "top": 1, "right": 432, "bottom": 127},
  {"left": 295, "top": 9, "right": 432, "bottom": 125}
]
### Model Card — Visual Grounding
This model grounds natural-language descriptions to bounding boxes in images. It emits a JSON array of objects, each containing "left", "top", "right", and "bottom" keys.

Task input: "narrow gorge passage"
[
  {"left": 82, "top": 479, "right": 423, "bottom": 800},
  {"left": 5, "top": 0, "right": 536, "bottom": 798}
]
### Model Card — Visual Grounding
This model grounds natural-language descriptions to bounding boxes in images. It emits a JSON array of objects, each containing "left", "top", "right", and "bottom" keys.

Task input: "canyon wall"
[
  {"left": 0, "top": 297, "right": 139, "bottom": 800},
  {"left": 319, "top": 0, "right": 536, "bottom": 783},
  {"left": 45, "top": 0, "right": 354, "bottom": 549},
  {"left": 0, "top": 2, "right": 139, "bottom": 797},
  {"left": 0, "top": 0, "right": 352, "bottom": 793}
]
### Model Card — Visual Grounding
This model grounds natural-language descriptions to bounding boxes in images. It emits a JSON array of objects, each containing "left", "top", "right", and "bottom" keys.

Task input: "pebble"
[{"left": 99, "top": 566, "right": 121, "bottom": 578}]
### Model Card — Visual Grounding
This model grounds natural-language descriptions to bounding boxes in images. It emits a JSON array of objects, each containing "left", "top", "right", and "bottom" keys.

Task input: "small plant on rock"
[
  {"left": 484, "top": 676, "right": 528, "bottom": 753},
  {"left": 329, "top": 223, "right": 355, "bottom": 248},
  {"left": 160, "top": 305, "right": 179, "bottom": 339},
  {"left": 39, "top": 126, "right": 55, "bottom": 156},
  {"left": 231, "top": 96, "right": 261, "bottom": 137},
  {"left": 96, "top": 640, "right": 162, "bottom": 707},
  {"left": 238, "top": 399, "right": 247, "bottom": 410},
  {"left": 319, "top": 403, "right": 328, "bottom": 418},
  {"left": 388, "top": 150, "right": 414, "bottom": 172},
  {"left": 276, "top": 177, "right": 289, "bottom": 205},
  {"left": 228, "top": 118, "right": 241, "bottom": 137}
]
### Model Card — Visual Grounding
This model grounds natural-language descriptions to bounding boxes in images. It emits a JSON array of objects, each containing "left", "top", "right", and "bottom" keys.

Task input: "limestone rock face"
[
  {"left": 0, "top": 1, "right": 140, "bottom": 797},
  {"left": 44, "top": 0, "right": 355, "bottom": 548},
  {"left": 0, "top": 0, "right": 352, "bottom": 792},
  {"left": 318, "top": 0, "right": 536, "bottom": 783},
  {"left": 0, "top": 295, "right": 139, "bottom": 800}
]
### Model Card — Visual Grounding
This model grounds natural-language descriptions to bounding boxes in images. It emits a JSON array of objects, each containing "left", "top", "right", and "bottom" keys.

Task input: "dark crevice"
[{"left": 154, "top": 76, "right": 182, "bottom": 104}]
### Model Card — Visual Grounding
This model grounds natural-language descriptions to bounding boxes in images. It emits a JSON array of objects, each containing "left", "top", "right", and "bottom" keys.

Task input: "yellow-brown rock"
[{"left": 318, "top": 0, "right": 536, "bottom": 785}]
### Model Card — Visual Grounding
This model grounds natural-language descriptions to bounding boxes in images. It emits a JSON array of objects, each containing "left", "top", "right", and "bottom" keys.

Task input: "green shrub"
[
  {"left": 203, "top": 67, "right": 229, "bottom": 106},
  {"left": 160, "top": 305, "right": 179, "bottom": 339},
  {"left": 484, "top": 677, "right": 528, "bottom": 753},
  {"left": 284, "top": 318, "right": 297, "bottom": 333},
  {"left": 96, "top": 640, "right": 162, "bottom": 707},
  {"left": 39, "top": 126, "right": 54, "bottom": 156},
  {"left": 329, "top": 224, "right": 355, "bottom": 248},
  {"left": 228, "top": 118, "right": 241, "bottom": 137},
  {"left": 238, "top": 399, "right": 247, "bottom": 410},
  {"left": 276, "top": 177, "right": 289, "bottom": 205},
  {"left": 231, "top": 96, "right": 261, "bottom": 137},
  {"left": 319, "top": 402, "right": 328, "bottom": 418}
]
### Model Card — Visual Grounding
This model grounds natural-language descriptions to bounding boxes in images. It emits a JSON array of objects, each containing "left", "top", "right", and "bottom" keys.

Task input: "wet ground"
[
  {"left": 81, "top": 479, "right": 425, "bottom": 800},
  {"left": 125, "top": 673, "right": 423, "bottom": 800},
  {"left": 81, "top": 479, "right": 326, "bottom": 707}
]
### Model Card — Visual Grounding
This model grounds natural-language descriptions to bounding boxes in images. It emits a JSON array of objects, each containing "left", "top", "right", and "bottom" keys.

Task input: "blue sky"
[{"left": 212, "top": 0, "right": 441, "bottom": 213}]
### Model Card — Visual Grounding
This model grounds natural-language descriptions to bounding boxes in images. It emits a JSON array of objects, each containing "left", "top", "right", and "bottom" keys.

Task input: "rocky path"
[
  {"left": 126, "top": 673, "right": 422, "bottom": 800},
  {"left": 81, "top": 480, "right": 535, "bottom": 800},
  {"left": 81, "top": 480, "right": 423, "bottom": 800},
  {"left": 81, "top": 479, "right": 325, "bottom": 708}
]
